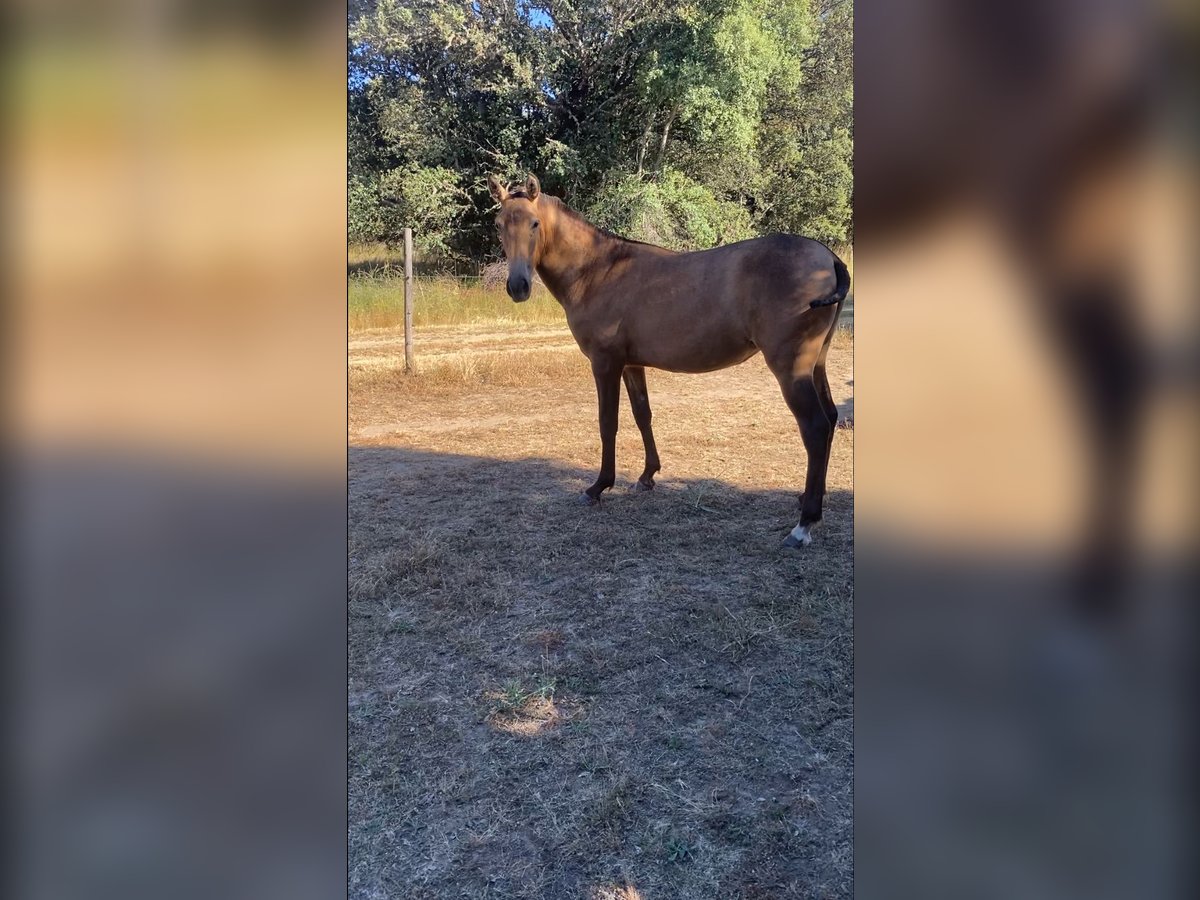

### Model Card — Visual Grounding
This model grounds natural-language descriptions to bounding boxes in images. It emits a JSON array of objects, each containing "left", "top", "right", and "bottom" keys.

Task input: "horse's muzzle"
[{"left": 505, "top": 274, "right": 531, "bottom": 302}]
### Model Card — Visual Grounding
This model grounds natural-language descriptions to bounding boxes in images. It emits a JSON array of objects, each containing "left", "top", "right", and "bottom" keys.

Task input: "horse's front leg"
[
  {"left": 584, "top": 356, "right": 622, "bottom": 503},
  {"left": 622, "top": 366, "right": 661, "bottom": 491}
]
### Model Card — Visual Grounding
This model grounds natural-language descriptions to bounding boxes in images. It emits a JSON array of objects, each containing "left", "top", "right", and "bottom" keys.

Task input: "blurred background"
[
  {"left": 854, "top": 0, "right": 1196, "bottom": 897},
  {"left": 7, "top": 2, "right": 347, "bottom": 899}
]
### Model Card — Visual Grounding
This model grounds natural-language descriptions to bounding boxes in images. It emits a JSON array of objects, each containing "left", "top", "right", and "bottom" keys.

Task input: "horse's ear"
[
  {"left": 524, "top": 173, "right": 541, "bottom": 201},
  {"left": 487, "top": 174, "right": 508, "bottom": 203}
]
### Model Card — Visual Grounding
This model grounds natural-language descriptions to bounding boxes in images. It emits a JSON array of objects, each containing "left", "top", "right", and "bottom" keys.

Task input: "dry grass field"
[
  {"left": 350, "top": 277, "right": 567, "bottom": 330},
  {"left": 349, "top": 311, "right": 853, "bottom": 898}
]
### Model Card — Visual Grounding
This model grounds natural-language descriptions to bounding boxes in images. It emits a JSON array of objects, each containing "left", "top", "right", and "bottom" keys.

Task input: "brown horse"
[{"left": 488, "top": 173, "right": 850, "bottom": 548}]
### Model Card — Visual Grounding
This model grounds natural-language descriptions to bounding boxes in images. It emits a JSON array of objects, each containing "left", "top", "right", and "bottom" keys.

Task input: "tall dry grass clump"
[
  {"left": 350, "top": 346, "right": 588, "bottom": 396},
  {"left": 350, "top": 274, "right": 565, "bottom": 330}
]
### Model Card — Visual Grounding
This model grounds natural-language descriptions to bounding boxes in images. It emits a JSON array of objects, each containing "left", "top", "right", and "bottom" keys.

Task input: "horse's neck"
[{"left": 536, "top": 202, "right": 621, "bottom": 305}]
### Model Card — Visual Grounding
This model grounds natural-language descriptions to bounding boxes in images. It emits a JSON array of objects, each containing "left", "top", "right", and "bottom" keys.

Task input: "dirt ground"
[{"left": 349, "top": 323, "right": 854, "bottom": 899}]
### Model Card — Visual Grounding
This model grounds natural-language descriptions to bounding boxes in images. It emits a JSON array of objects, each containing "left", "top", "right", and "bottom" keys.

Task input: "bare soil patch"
[{"left": 349, "top": 323, "right": 853, "bottom": 899}]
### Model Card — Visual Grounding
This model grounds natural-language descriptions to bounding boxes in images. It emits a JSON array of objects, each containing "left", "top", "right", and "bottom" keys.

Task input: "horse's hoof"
[
  {"left": 782, "top": 524, "right": 813, "bottom": 548},
  {"left": 630, "top": 479, "right": 654, "bottom": 493},
  {"left": 579, "top": 492, "right": 599, "bottom": 506}
]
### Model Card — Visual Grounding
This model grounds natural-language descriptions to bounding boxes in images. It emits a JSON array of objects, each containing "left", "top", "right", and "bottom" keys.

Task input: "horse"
[{"left": 487, "top": 173, "right": 850, "bottom": 548}]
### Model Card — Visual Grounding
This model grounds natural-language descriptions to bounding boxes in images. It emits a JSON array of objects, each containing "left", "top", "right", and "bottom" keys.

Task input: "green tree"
[
  {"left": 587, "top": 168, "right": 753, "bottom": 250},
  {"left": 347, "top": 0, "right": 852, "bottom": 260},
  {"left": 754, "top": 0, "right": 853, "bottom": 244}
]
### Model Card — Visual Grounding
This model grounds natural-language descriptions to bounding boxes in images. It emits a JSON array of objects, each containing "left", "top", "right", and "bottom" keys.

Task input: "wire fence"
[
  {"left": 349, "top": 233, "right": 854, "bottom": 334},
  {"left": 352, "top": 272, "right": 852, "bottom": 327}
]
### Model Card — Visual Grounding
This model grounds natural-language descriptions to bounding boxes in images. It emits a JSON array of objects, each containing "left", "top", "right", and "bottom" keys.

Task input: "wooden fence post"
[{"left": 403, "top": 227, "right": 414, "bottom": 374}]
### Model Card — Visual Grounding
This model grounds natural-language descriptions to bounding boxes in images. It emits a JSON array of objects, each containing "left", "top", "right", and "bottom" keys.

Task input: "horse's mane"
[{"left": 512, "top": 191, "right": 659, "bottom": 250}]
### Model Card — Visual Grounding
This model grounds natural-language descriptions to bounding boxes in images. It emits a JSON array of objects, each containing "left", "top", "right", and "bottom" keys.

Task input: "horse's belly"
[
  {"left": 566, "top": 290, "right": 758, "bottom": 373},
  {"left": 631, "top": 330, "right": 759, "bottom": 374}
]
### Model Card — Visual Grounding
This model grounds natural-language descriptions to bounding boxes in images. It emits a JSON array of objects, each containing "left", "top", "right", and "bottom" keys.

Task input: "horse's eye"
[{"left": 531, "top": 220, "right": 540, "bottom": 229}]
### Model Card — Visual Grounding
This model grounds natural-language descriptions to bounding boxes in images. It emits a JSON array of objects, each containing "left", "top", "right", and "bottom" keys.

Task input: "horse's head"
[{"left": 488, "top": 173, "right": 543, "bottom": 302}]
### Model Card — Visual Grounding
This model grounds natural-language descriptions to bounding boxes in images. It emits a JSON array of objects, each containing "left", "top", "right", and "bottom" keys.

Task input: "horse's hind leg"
[
  {"left": 811, "top": 362, "right": 840, "bottom": 451},
  {"left": 622, "top": 366, "right": 661, "bottom": 491},
  {"left": 814, "top": 347, "right": 839, "bottom": 461},
  {"left": 797, "top": 309, "right": 843, "bottom": 508},
  {"left": 767, "top": 342, "right": 835, "bottom": 547}
]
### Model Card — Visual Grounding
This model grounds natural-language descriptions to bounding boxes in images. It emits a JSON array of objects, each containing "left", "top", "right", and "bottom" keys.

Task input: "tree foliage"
[
  {"left": 587, "top": 168, "right": 753, "bottom": 250},
  {"left": 348, "top": 0, "right": 852, "bottom": 261}
]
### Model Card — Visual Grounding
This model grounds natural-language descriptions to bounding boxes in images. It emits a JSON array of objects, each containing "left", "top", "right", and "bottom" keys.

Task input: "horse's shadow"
[{"left": 349, "top": 445, "right": 853, "bottom": 549}]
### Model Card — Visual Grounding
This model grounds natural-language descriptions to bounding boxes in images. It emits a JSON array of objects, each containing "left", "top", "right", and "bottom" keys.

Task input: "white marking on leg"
[{"left": 789, "top": 524, "right": 813, "bottom": 545}]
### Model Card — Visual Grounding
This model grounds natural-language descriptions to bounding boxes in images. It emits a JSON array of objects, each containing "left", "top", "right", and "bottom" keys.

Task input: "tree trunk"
[
  {"left": 653, "top": 110, "right": 676, "bottom": 172},
  {"left": 635, "top": 118, "right": 655, "bottom": 176}
]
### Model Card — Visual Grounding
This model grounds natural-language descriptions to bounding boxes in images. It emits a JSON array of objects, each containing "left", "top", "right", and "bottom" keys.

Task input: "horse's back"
[
  {"left": 641, "top": 233, "right": 837, "bottom": 299},
  {"left": 600, "top": 234, "right": 841, "bottom": 372},
  {"left": 732, "top": 234, "right": 840, "bottom": 303}
]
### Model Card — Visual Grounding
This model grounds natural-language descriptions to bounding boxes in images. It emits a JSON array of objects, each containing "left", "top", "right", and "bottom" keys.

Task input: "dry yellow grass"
[
  {"left": 349, "top": 321, "right": 853, "bottom": 898},
  {"left": 350, "top": 347, "right": 588, "bottom": 400},
  {"left": 350, "top": 274, "right": 565, "bottom": 330},
  {"left": 350, "top": 324, "right": 851, "bottom": 397}
]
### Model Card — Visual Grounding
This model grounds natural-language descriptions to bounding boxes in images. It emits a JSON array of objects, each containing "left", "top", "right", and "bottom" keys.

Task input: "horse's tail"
[{"left": 810, "top": 256, "right": 851, "bottom": 309}]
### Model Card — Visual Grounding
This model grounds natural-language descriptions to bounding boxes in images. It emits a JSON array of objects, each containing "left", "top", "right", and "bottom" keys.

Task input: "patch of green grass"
[
  {"left": 498, "top": 679, "right": 528, "bottom": 712},
  {"left": 664, "top": 834, "right": 699, "bottom": 864},
  {"left": 385, "top": 616, "right": 415, "bottom": 635},
  {"left": 495, "top": 675, "right": 557, "bottom": 713}
]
